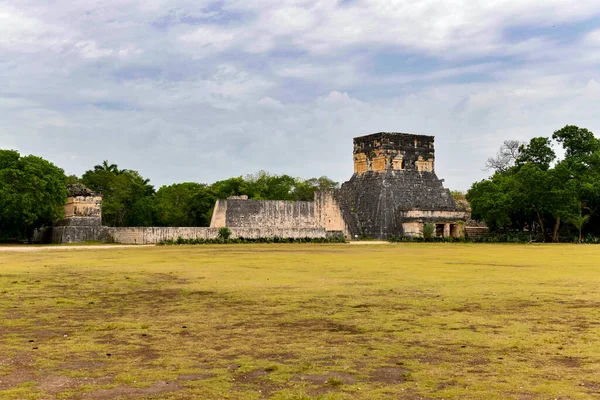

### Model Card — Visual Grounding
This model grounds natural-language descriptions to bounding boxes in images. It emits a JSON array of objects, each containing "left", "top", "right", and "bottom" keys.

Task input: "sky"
[{"left": 1, "top": 0, "right": 600, "bottom": 191}]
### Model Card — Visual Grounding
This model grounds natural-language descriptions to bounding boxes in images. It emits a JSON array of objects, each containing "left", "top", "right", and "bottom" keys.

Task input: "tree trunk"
[
  {"left": 552, "top": 216, "right": 561, "bottom": 243},
  {"left": 535, "top": 209, "right": 545, "bottom": 242},
  {"left": 579, "top": 228, "right": 582, "bottom": 243}
]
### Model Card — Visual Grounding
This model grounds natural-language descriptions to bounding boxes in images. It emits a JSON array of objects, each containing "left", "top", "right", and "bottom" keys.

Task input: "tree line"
[
  {"left": 466, "top": 125, "right": 600, "bottom": 242},
  {"left": 0, "top": 152, "right": 338, "bottom": 241}
]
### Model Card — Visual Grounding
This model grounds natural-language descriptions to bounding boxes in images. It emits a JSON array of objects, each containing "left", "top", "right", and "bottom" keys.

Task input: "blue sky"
[{"left": 1, "top": 0, "right": 600, "bottom": 190}]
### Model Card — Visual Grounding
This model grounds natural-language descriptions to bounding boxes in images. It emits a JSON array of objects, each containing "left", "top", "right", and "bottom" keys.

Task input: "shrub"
[
  {"left": 218, "top": 227, "right": 232, "bottom": 240},
  {"left": 421, "top": 223, "right": 436, "bottom": 240}
]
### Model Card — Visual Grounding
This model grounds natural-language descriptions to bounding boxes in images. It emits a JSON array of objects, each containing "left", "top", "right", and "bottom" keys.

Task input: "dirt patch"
[
  {"left": 177, "top": 374, "right": 214, "bottom": 381},
  {"left": 37, "top": 375, "right": 113, "bottom": 394},
  {"left": 255, "top": 352, "right": 297, "bottom": 362},
  {"left": 297, "top": 372, "right": 357, "bottom": 385},
  {"left": 468, "top": 357, "right": 490, "bottom": 366},
  {"left": 278, "top": 319, "right": 363, "bottom": 335},
  {"left": 60, "top": 359, "right": 109, "bottom": 371},
  {"left": 581, "top": 381, "right": 600, "bottom": 394},
  {"left": 369, "top": 367, "right": 411, "bottom": 384},
  {"left": 235, "top": 369, "right": 270, "bottom": 383},
  {"left": 553, "top": 356, "right": 584, "bottom": 368},
  {"left": 83, "top": 381, "right": 179, "bottom": 399}
]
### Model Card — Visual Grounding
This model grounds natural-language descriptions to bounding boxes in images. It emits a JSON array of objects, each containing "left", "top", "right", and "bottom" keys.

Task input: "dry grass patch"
[{"left": 0, "top": 243, "right": 599, "bottom": 399}]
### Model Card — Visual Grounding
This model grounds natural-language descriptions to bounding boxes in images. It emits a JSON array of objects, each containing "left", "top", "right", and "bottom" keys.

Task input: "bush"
[
  {"left": 421, "top": 223, "right": 435, "bottom": 240},
  {"left": 218, "top": 227, "right": 232, "bottom": 240}
]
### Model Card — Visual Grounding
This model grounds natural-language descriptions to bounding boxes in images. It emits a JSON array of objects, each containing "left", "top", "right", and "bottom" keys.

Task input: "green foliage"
[
  {"left": 468, "top": 125, "right": 600, "bottom": 242},
  {"left": 81, "top": 162, "right": 156, "bottom": 227},
  {"left": 552, "top": 125, "right": 600, "bottom": 160},
  {"left": 0, "top": 150, "right": 67, "bottom": 241},
  {"left": 155, "top": 182, "right": 208, "bottom": 226},
  {"left": 244, "top": 171, "right": 339, "bottom": 201},
  {"left": 421, "top": 223, "right": 435, "bottom": 239},
  {"left": 65, "top": 174, "right": 80, "bottom": 184},
  {"left": 217, "top": 227, "right": 232, "bottom": 240},
  {"left": 516, "top": 137, "right": 555, "bottom": 170}
]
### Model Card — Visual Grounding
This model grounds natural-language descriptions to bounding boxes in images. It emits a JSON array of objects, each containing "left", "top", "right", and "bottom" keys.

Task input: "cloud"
[{"left": 1, "top": 0, "right": 600, "bottom": 191}]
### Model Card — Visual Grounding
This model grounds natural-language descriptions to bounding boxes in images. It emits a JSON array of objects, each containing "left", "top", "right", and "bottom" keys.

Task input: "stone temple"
[
  {"left": 336, "top": 132, "right": 466, "bottom": 238},
  {"left": 36, "top": 132, "right": 468, "bottom": 244},
  {"left": 213, "top": 132, "right": 467, "bottom": 240}
]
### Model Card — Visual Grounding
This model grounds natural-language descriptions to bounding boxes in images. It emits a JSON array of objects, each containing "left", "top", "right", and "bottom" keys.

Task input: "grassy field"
[{"left": 1, "top": 244, "right": 599, "bottom": 399}]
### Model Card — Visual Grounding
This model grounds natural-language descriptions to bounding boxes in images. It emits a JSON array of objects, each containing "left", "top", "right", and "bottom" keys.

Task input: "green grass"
[{"left": 1, "top": 243, "right": 599, "bottom": 399}]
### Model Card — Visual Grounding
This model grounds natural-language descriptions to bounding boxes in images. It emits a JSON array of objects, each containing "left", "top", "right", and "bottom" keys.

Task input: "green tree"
[
  {"left": 516, "top": 137, "right": 556, "bottom": 170},
  {"left": 155, "top": 182, "right": 206, "bottom": 226},
  {"left": 82, "top": 164, "right": 155, "bottom": 227},
  {"left": 467, "top": 176, "right": 513, "bottom": 231},
  {"left": 210, "top": 177, "right": 250, "bottom": 199},
  {"left": 552, "top": 125, "right": 600, "bottom": 160},
  {"left": 188, "top": 186, "right": 219, "bottom": 226},
  {"left": 0, "top": 150, "right": 67, "bottom": 241},
  {"left": 469, "top": 126, "right": 599, "bottom": 241},
  {"left": 293, "top": 176, "right": 339, "bottom": 201},
  {"left": 569, "top": 212, "right": 590, "bottom": 243}
]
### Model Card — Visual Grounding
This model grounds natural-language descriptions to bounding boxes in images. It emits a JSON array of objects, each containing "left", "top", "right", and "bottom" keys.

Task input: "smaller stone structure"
[
  {"left": 36, "top": 184, "right": 105, "bottom": 243},
  {"left": 56, "top": 184, "right": 102, "bottom": 227}
]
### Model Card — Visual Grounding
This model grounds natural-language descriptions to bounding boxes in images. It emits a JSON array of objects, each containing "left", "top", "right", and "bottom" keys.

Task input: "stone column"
[{"left": 444, "top": 223, "right": 451, "bottom": 238}]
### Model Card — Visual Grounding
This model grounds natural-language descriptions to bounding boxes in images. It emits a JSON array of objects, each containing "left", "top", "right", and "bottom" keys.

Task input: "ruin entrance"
[
  {"left": 450, "top": 223, "right": 459, "bottom": 238},
  {"left": 435, "top": 224, "right": 444, "bottom": 237}
]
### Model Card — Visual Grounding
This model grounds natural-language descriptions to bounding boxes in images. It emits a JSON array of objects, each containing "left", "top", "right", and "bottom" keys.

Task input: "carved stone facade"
[
  {"left": 55, "top": 184, "right": 102, "bottom": 227},
  {"left": 353, "top": 132, "right": 435, "bottom": 174}
]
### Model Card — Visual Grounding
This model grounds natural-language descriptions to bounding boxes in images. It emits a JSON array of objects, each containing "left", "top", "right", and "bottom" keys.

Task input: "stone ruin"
[
  {"left": 213, "top": 132, "right": 468, "bottom": 240},
  {"left": 37, "top": 132, "right": 468, "bottom": 243},
  {"left": 58, "top": 184, "right": 103, "bottom": 227}
]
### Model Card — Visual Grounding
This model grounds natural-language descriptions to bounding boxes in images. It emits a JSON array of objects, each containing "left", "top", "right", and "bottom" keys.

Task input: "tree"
[
  {"left": 293, "top": 176, "right": 339, "bottom": 201},
  {"left": 552, "top": 125, "right": 600, "bottom": 160},
  {"left": 94, "top": 160, "right": 120, "bottom": 174},
  {"left": 155, "top": 182, "right": 206, "bottom": 226},
  {"left": 469, "top": 126, "right": 600, "bottom": 241},
  {"left": 82, "top": 164, "right": 155, "bottom": 227},
  {"left": 516, "top": 137, "right": 556, "bottom": 170},
  {"left": 210, "top": 177, "right": 250, "bottom": 199},
  {"left": 485, "top": 140, "right": 521, "bottom": 173},
  {"left": 569, "top": 212, "right": 590, "bottom": 243},
  {"left": 66, "top": 174, "right": 80, "bottom": 184},
  {"left": 188, "top": 186, "right": 218, "bottom": 227},
  {"left": 0, "top": 150, "right": 67, "bottom": 241},
  {"left": 467, "top": 176, "right": 513, "bottom": 231},
  {"left": 245, "top": 171, "right": 297, "bottom": 200}
]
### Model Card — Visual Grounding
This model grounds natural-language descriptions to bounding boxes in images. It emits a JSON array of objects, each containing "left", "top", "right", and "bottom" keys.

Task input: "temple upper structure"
[{"left": 353, "top": 132, "right": 435, "bottom": 174}]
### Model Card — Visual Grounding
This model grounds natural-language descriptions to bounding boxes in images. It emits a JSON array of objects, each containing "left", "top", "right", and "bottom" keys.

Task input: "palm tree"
[
  {"left": 94, "top": 160, "right": 120, "bottom": 174},
  {"left": 571, "top": 213, "right": 590, "bottom": 243}
]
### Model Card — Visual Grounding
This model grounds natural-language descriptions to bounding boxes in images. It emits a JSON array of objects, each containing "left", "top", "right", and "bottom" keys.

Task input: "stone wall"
[
  {"left": 400, "top": 210, "right": 469, "bottom": 222},
  {"left": 35, "top": 226, "right": 329, "bottom": 244},
  {"left": 210, "top": 199, "right": 316, "bottom": 229},
  {"left": 50, "top": 226, "right": 107, "bottom": 244},
  {"left": 210, "top": 199, "right": 227, "bottom": 227},
  {"left": 464, "top": 226, "right": 490, "bottom": 239},
  {"left": 314, "top": 190, "right": 351, "bottom": 238}
]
